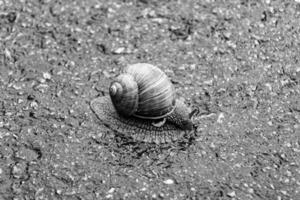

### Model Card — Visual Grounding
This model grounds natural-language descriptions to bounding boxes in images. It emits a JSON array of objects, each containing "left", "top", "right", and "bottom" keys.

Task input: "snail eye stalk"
[{"left": 189, "top": 106, "right": 200, "bottom": 119}]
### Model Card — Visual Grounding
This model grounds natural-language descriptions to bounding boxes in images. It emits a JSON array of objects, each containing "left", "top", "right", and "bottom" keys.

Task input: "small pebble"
[
  {"left": 190, "top": 64, "right": 196, "bottom": 70},
  {"left": 43, "top": 72, "right": 51, "bottom": 80},
  {"left": 179, "top": 66, "right": 185, "bottom": 70},
  {"left": 30, "top": 101, "right": 38, "bottom": 109},
  {"left": 107, "top": 188, "right": 115, "bottom": 193},
  {"left": 163, "top": 179, "right": 174, "bottom": 185},
  {"left": 113, "top": 47, "right": 125, "bottom": 54},
  {"left": 280, "top": 190, "right": 287, "bottom": 195},
  {"left": 227, "top": 191, "right": 236, "bottom": 197},
  {"left": 217, "top": 113, "right": 225, "bottom": 123}
]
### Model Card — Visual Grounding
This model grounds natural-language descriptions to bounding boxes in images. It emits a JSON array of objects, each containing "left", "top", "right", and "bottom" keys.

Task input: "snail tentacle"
[{"left": 189, "top": 106, "right": 200, "bottom": 119}]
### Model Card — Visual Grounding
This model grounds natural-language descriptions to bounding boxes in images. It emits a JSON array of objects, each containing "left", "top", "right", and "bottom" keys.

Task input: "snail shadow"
[
  {"left": 88, "top": 116, "right": 203, "bottom": 173},
  {"left": 89, "top": 96, "right": 202, "bottom": 166},
  {"left": 101, "top": 127, "right": 200, "bottom": 161}
]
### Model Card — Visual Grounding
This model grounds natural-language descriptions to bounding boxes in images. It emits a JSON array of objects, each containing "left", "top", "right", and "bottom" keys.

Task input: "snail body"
[
  {"left": 90, "top": 96, "right": 193, "bottom": 144},
  {"left": 90, "top": 63, "right": 196, "bottom": 144}
]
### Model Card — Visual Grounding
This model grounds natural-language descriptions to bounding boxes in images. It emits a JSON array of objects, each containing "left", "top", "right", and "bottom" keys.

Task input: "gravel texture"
[{"left": 0, "top": 0, "right": 299, "bottom": 199}]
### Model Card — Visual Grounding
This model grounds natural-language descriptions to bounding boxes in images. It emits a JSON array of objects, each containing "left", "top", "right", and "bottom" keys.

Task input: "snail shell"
[
  {"left": 109, "top": 63, "right": 176, "bottom": 119},
  {"left": 90, "top": 63, "right": 196, "bottom": 144}
]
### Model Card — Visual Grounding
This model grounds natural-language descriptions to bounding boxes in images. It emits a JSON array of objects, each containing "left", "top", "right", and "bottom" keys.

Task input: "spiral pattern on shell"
[
  {"left": 109, "top": 63, "right": 176, "bottom": 120},
  {"left": 109, "top": 74, "right": 138, "bottom": 116}
]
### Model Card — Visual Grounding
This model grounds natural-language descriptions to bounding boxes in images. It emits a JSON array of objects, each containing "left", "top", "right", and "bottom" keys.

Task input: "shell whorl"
[
  {"left": 110, "top": 63, "right": 176, "bottom": 119},
  {"left": 109, "top": 74, "right": 138, "bottom": 116}
]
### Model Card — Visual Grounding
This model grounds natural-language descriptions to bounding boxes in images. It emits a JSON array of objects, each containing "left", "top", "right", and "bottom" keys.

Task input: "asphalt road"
[{"left": 0, "top": 0, "right": 299, "bottom": 199}]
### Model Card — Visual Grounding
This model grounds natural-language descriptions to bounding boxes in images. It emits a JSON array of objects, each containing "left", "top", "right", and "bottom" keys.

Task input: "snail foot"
[
  {"left": 91, "top": 96, "right": 192, "bottom": 144},
  {"left": 151, "top": 118, "right": 166, "bottom": 127}
]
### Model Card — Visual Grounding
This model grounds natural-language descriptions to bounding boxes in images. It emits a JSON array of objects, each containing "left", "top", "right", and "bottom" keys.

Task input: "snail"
[{"left": 90, "top": 63, "right": 198, "bottom": 144}]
